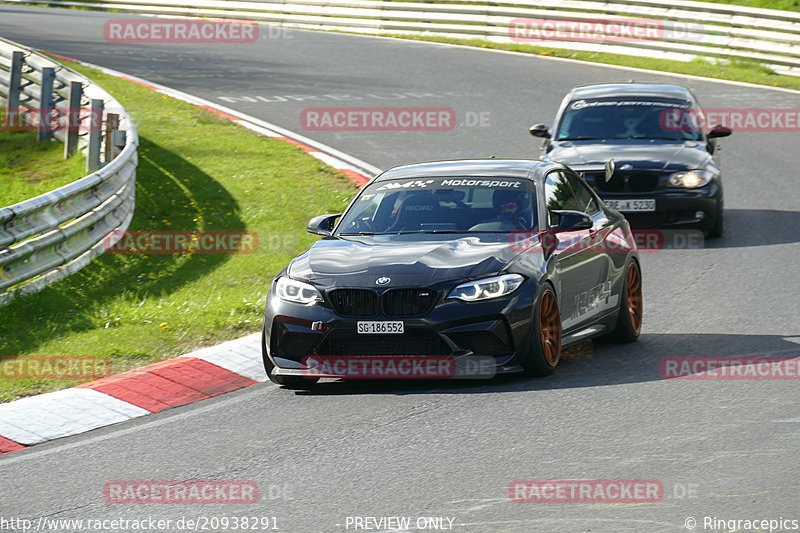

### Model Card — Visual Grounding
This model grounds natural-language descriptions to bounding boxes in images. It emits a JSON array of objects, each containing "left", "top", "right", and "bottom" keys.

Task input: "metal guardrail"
[
  {"left": 0, "top": 37, "right": 138, "bottom": 305},
  {"left": 2, "top": 0, "right": 800, "bottom": 76}
]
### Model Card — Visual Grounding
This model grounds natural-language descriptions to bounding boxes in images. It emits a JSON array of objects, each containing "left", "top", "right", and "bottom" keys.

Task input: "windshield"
[
  {"left": 336, "top": 176, "right": 537, "bottom": 235},
  {"left": 556, "top": 97, "right": 704, "bottom": 141}
]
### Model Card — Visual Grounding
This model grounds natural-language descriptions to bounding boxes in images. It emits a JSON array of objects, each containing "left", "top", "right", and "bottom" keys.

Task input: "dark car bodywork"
[
  {"left": 262, "top": 159, "right": 640, "bottom": 385},
  {"left": 531, "top": 83, "right": 731, "bottom": 236}
]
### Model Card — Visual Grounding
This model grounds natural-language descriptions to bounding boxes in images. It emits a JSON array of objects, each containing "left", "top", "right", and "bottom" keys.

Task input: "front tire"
[
  {"left": 708, "top": 200, "right": 724, "bottom": 238},
  {"left": 603, "top": 260, "right": 642, "bottom": 343},
  {"left": 522, "top": 284, "right": 562, "bottom": 377},
  {"left": 261, "top": 328, "right": 319, "bottom": 389}
]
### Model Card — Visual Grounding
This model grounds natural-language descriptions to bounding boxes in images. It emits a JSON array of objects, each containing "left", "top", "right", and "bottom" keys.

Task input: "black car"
[
  {"left": 261, "top": 159, "right": 643, "bottom": 389},
  {"left": 530, "top": 83, "right": 731, "bottom": 237}
]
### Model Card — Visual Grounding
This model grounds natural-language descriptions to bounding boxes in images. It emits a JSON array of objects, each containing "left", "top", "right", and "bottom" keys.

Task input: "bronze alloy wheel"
[
  {"left": 539, "top": 289, "right": 562, "bottom": 366},
  {"left": 626, "top": 262, "right": 643, "bottom": 334}
]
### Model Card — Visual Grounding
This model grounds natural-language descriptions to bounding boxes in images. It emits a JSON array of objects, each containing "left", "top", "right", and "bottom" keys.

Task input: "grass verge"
[
  {"left": 0, "top": 129, "right": 86, "bottom": 206},
  {"left": 0, "top": 63, "right": 357, "bottom": 403}
]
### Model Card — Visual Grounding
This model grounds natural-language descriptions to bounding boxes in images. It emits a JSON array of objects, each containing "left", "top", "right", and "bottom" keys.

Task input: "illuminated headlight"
[
  {"left": 275, "top": 277, "right": 322, "bottom": 304},
  {"left": 448, "top": 274, "right": 524, "bottom": 302},
  {"left": 668, "top": 170, "right": 714, "bottom": 188}
]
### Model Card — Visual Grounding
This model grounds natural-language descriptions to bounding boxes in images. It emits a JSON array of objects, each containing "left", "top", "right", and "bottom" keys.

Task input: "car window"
[
  {"left": 544, "top": 171, "right": 582, "bottom": 226},
  {"left": 337, "top": 177, "right": 538, "bottom": 234},
  {"left": 555, "top": 97, "right": 703, "bottom": 141},
  {"left": 563, "top": 172, "right": 601, "bottom": 215}
]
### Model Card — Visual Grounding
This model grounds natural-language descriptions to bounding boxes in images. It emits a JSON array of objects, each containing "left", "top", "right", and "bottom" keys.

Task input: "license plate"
[
  {"left": 357, "top": 321, "right": 404, "bottom": 334},
  {"left": 604, "top": 199, "right": 656, "bottom": 212}
]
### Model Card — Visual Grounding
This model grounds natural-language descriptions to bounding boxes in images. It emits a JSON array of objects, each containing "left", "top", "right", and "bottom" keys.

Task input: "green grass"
[
  {"left": 0, "top": 129, "right": 86, "bottom": 206},
  {"left": 704, "top": 0, "right": 800, "bottom": 10},
  {"left": 381, "top": 34, "right": 800, "bottom": 91},
  {"left": 0, "top": 64, "right": 357, "bottom": 403}
]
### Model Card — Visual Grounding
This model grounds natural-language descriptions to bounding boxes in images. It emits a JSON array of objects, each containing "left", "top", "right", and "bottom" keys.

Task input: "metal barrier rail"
[
  {"left": 2, "top": 0, "right": 800, "bottom": 75},
  {"left": 0, "top": 37, "right": 138, "bottom": 305}
]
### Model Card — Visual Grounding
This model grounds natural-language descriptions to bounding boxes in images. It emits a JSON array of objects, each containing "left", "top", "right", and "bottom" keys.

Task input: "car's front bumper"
[
  {"left": 263, "top": 279, "right": 539, "bottom": 379},
  {"left": 598, "top": 184, "right": 720, "bottom": 232}
]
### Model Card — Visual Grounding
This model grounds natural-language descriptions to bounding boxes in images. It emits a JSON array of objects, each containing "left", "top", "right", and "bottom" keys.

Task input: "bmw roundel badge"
[{"left": 376, "top": 276, "right": 391, "bottom": 285}]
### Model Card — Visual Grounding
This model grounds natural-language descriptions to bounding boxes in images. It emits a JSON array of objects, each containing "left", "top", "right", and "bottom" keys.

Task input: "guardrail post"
[
  {"left": 86, "top": 99, "right": 104, "bottom": 172},
  {"left": 64, "top": 81, "right": 82, "bottom": 159},
  {"left": 4, "top": 51, "right": 24, "bottom": 129},
  {"left": 111, "top": 130, "right": 127, "bottom": 160},
  {"left": 104, "top": 113, "right": 119, "bottom": 162},
  {"left": 37, "top": 67, "right": 56, "bottom": 142},
  {"left": 6, "top": 51, "right": 24, "bottom": 112}
]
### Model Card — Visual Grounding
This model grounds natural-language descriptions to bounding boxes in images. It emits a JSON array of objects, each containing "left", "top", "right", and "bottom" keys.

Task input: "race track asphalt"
[{"left": 1, "top": 7, "right": 799, "bottom": 532}]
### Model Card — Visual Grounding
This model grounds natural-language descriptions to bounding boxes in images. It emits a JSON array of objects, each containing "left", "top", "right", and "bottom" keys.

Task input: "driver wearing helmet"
[{"left": 493, "top": 189, "right": 534, "bottom": 229}]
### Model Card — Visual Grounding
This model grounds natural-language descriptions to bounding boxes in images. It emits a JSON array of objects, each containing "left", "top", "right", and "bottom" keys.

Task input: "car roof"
[
  {"left": 375, "top": 159, "right": 559, "bottom": 181},
  {"left": 567, "top": 83, "right": 694, "bottom": 101}
]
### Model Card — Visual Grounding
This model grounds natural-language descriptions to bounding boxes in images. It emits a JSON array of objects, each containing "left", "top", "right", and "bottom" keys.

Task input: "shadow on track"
[
  {"left": 708, "top": 209, "right": 800, "bottom": 248},
  {"left": 288, "top": 332, "right": 800, "bottom": 396}
]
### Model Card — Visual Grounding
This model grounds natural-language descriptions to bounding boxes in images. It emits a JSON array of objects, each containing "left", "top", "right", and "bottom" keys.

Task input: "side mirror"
[
  {"left": 604, "top": 159, "right": 615, "bottom": 182},
  {"left": 551, "top": 210, "right": 593, "bottom": 231},
  {"left": 307, "top": 214, "right": 340, "bottom": 236},
  {"left": 707, "top": 124, "right": 732, "bottom": 139},
  {"left": 529, "top": 124, "right": 551, "bottom": 139}
]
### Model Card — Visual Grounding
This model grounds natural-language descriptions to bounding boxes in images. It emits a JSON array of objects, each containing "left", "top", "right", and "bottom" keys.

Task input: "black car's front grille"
[
  {"left": 383, "top": 288, "right": 438, "bottom": 317},
  {"left": 626, "top": 173, "right": 661, "bottom": 192},
  {"left": 319, "top": 330, "right": 451, "bottom": 356},
  {"left": 327, "top": 289, "right": 379, "bottom": 317},
  {"left": 326, "top": 288, "right": 438, "bottom": 317},
  {"left": 595, "top": 173, "right": 625, "bottom": 192},
  {"left": 593, "top": 172, "right": 662, "bottom": 193}
]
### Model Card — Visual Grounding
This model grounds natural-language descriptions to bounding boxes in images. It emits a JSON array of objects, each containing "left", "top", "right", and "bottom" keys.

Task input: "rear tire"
[
  {"left": 522, "top": 284, "right": 562, "bottom": 377},
  {"left": 603, "top": 260, "right": 642, "bottom": 343},
  {"left": 262, "top": 328, "right": 319, "bottom": 389}
]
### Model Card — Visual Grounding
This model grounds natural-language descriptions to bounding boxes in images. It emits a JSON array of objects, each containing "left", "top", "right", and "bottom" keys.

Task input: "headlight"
[
  {"left": 668, "top": 170, "right": 714, "bottom": 188},
  {"left": 275, "top": 277, "right": 322, "bottom": 304},
  {"left": 448, "top": 274, "right": 524, "bottom": 302}
]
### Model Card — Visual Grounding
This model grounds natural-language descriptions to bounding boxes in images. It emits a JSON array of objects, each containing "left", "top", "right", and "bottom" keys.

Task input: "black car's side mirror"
[
  {"left": 604, "top": 159, "right": 615, "bottom": 183},
  {"left": 529, "top": 124, "right": 551, "bottom": 139},
  {"left": 551, "top": 210, "right": 593, "bottom": 231},
  {"left": 307, "top": 214, "right": 341, "bottom": 236},
  {"left": 707, "top": 124, "right": 732, "bottom": 139}
]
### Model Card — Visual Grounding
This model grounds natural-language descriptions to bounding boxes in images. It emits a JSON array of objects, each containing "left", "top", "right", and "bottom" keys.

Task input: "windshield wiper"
[
  {"left": 627, "top": 135, "right": 687, "bottom": 141},
  {"left": 558, "top": 137, "right": 608, "bottom": 141},
  {"left": 339, "top": 231, "right": 462, "bottom": 236},
  {"left": 394, "top": 230, "right": 462, "bottom": 234}
]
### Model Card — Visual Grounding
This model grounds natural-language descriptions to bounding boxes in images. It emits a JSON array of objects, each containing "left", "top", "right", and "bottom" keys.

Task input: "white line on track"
[{"left": 0, "top": 381, "right": 274, "bottom": 466}]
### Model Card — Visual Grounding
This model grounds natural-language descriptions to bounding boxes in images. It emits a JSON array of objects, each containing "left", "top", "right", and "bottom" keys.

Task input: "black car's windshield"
[
  {"left": 556, "top": 97, "right": 704, "bottom": 141},
  {"left": 336, "top": 176, "right": 537, "bottom": 235}
]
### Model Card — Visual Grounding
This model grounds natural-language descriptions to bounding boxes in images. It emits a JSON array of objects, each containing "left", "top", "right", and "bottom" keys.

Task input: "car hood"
[
  {"left": 288, "top": 234, "right": 523, "bottom": 287},
  {"left": 547, "top": 140, "right": 711, "bottom": 171}
]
